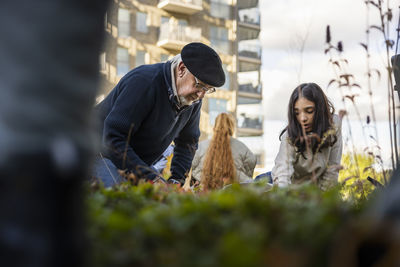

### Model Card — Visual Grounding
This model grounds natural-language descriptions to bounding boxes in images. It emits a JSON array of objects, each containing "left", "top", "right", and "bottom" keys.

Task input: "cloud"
[
  {"left": 260, "top": 0, "right": 369, "bottom": 51},
  {"left": 260, "top": 0, "right": 399, "bottom": 122}
]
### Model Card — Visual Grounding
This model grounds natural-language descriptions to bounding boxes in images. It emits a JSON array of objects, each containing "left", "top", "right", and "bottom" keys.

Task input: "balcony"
[
  {"left": 158, "top": 0, "right": 203, "bottom": 15},
  {"left": 237, "top": 0, "right": 258, "bottom": 10},
  {"left": 238, "top": 115, "right": 263, "bottom": 129},
  {"left": 239, "top": 50, "right": 260, "bottom": 59},
  {"left": 238, "top": 41, "right": 261, "bottom": 61},
  {"left": 239, "top": 61, "right": 261, "bottom": 73},
  {"left": 238, "top": 83, "right": 262, "bottom": 96},
  {"left": 238, "top": 27, "right": 260, "bottom": 43},
  {"left": 238, "top": 8, "right": 260, "bottom": 29},
  {"left": 237, "top": 114, "right": 263, "bottom": 136},
  {"left": 237, "top": 96, "right": 263, "bottom": 136},
  {"left": 157, "top": 23, "right": 202, "bottom": 51},
  {"left": 238, "top": 14, "right": 260, "bottom": 27},
  {"left": 238, "top": 52, "right": 261, "bottom": 65}
]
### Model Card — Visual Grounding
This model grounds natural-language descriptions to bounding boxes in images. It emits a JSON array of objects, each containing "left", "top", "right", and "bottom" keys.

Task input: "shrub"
[
  {"left": 87, "top": 182, "right": 362, "bottom": 267},
  {"left": 339, "top": 153, "right": 390, "bottom": 203}
]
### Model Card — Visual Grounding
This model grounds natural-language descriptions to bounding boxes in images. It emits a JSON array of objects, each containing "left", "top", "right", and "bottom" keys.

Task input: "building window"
[
  {"left": 118, "top": 8, "right": 130, "bottom": 37},
  {"left": 160, "top": 53, "right": 169, "bottom": 62},
  {"left": 210, "top": 0, "right": 231, "bottom": 19},
  {"left": 135, "top": 50, "right": 146, "bottom": 67},
  {"left": 178, "top": 19, "right": 188, "bottom": 26},
  {"left": 99, "top": 52, "right": 106, "bottom": 72},
  {"left": 117, "top": 47, "right": 130, "bottom": 76},
  {"left": 136, "top": 12, "right": 148, "bottom": 33},
  {"left": 210, "top": 26, "right": 230, "bottom": 54},
  {"left": 208, "top": 98, "right": 228, "bottom": 125},
  {"left": 161, "top": 16, "right": 169, "bottom": 25}
]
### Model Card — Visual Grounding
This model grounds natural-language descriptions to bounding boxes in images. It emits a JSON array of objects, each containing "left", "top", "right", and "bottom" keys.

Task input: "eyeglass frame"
[{"left": 193, "top": 76, "right": 216, "bottom": 94}]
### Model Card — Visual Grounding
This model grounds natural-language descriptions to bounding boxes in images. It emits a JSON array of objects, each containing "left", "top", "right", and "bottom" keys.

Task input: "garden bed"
[{"left": 87, "top": 182, "right": 364, "bottom": 266}]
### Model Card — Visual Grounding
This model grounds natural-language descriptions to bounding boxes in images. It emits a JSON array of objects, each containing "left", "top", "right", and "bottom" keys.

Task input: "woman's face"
[{"left": 294, "top": 97, "right": 315, "bottom": 133}]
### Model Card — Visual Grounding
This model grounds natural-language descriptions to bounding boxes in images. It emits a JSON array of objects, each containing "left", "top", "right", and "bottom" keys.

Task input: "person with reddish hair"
[{"left": 191, "top": 113, "right": 256, "bottom": 190}]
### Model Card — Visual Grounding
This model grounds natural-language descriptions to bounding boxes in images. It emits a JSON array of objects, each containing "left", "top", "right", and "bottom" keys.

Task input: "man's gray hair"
[{"left": 169, "top": 54, "right": 182, "bottom": 68}]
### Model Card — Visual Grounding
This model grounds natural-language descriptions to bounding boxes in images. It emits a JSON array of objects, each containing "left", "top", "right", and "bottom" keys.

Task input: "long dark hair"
[{"left": 281, "top": 83, "right": 337, "bottom": 156}]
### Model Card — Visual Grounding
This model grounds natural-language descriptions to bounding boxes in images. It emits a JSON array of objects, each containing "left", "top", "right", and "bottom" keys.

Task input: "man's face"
[{"left": 175, "top": 62, "right": 213, "bottom": 106}]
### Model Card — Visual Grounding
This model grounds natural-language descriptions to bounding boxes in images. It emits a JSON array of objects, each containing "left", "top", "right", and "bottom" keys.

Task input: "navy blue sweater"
[{"left": 95, "top": 61, "right": 201, "bottom": 179}]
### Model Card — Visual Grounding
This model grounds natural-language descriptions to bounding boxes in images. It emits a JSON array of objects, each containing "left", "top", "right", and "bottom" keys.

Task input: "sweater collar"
[
  {"left": 169, "top": 54, "right": 181, "bottom": 103},
  {"left": 164, "top": 55, "right": 201, "bottom": 113}
]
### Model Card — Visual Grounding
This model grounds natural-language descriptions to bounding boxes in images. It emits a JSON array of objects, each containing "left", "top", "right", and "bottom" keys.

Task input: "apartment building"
[
  {"left": 235, "top": 0, "right": 263, "bottom": 168},
  {"left": 98, "top": 0, "right": 263, "bottom": 168}
]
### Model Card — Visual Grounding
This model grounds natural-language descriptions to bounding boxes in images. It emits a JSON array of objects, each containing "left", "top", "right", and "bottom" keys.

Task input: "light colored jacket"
[
  {"left": 271, "top": 114, "right": 342, "bottom": 190},
  {"left": 191, "top": 137, "right": 257, "bottom": 183}
]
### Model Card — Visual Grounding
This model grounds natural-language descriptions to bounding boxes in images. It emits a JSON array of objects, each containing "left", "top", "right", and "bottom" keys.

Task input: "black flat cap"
[{"left": 181, "top": 42, "right": 225, "bottom": 87}]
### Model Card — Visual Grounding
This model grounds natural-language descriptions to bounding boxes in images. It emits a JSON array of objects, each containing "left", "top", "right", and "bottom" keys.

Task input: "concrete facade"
[{"left": 98, "top": 0, "right": 264, "bottom": 167}]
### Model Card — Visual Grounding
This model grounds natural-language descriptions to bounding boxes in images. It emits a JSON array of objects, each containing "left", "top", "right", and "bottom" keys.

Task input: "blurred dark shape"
[
  {"left": 0, "top": 0, "right": 109, "bottom": 266},
  {"left": 330, "top": 167, "right": 400, "bottom": 266},
  {"left": 367, "top": 176, "right": 384, "bottom": 188},
  {"left": 326, "top": 25, "right": 331, "bottom": 43},
  {"left": 370, "top": 166, "right": 400, "bottom": 224},
  {"left": 337, "top": 41, "right": 343, "bottom": 52},
  {"left": 392, "top": 54, "right": 400, "bottom": 101}
]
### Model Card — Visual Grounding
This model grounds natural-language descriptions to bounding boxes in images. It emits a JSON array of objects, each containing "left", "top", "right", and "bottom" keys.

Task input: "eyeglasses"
[{"left": 194, "top": 76, "right": 216, "bottom": 94}]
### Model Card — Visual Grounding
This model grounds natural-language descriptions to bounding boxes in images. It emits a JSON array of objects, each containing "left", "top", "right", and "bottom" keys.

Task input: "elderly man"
[{"left": 94, "top": 42, "right": 225, "bottom": 187}]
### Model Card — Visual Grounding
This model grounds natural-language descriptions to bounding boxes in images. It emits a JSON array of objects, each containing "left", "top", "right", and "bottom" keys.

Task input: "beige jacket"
[
  {"left": 271, "top": 114, "right": 342, "bottom": 190},
  {"left": 191, "top": 137, "right": 257, "bottom": 183}
]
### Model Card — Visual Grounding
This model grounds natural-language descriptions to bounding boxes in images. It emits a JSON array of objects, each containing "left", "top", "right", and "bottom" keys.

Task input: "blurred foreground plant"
[{"left": 87, "top": 182, "right": 361, "bottom": 267}]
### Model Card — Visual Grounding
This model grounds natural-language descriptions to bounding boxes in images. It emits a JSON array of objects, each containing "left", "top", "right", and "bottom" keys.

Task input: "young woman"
[
  {"left": 191, "top": 113, "right": 256, "bottom": 190},
  {"left": 271, "top": 83, "right": 342, "bottom": 190}
]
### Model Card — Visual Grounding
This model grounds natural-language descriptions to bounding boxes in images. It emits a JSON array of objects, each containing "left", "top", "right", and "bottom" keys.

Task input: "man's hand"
[
  {"left": 152, "top": 176, "right": 167, "bottom": 184},
  {"left": 167, "top": 176, "right": 185, "bottom": 186}
]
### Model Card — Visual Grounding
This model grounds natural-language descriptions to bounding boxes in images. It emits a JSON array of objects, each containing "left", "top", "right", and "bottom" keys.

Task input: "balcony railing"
[
  {"left": 238, "top": 27, "right": 260, "bottom": 42},
  {"left": 238, "top": 83, "right": 261, "bottom": 95},
  {"left": 238, "top": 8, "right": 260, "bottom": 27},
  {"left": 238, "top": 0, "right": 258, "bottom": 9},
  {"left": 157, "top": 23, "right": 201, "bottom": 50},
  {"left": 239, "top": 60, "right": 261, "bottom": 72},
  {"left": 239, "top": 15, "right": 260, "bottom": 26},
  {"left": 239, "top": 50, "right": 260, "bottom": 59},
  {"left": 237, "top": 115, "right": 263, "bottom": 130},
  {"left": 158, "top": 0, "right": 203, "bottom": 15},
  {"left": 238, "top": 42, "right": 261, "bottom": 60}
]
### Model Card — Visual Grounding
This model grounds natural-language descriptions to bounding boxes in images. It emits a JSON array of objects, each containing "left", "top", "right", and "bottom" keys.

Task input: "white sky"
[
  {"left": 254, "top": 0, "right": 399, "bottom": 170},
  {"left": 260, "top": 0, "right": 399, "bottom": 121}
]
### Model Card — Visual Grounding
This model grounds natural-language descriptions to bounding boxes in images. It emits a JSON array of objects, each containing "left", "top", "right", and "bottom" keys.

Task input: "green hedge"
[{"left": 87, "top": 182, "right": 363, "bottom": 267}]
